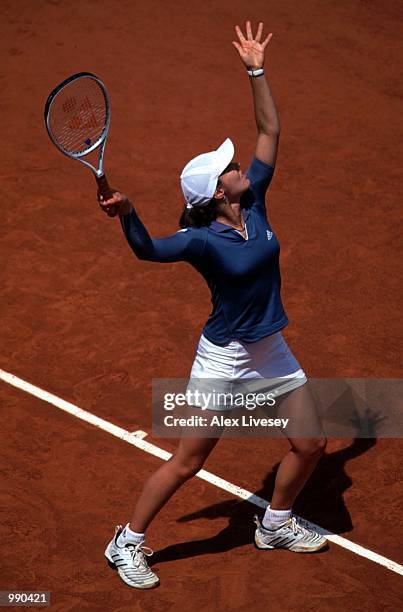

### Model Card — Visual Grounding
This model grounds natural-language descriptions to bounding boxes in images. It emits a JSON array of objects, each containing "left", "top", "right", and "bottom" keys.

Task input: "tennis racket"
[{"left": 44, "top": 71, "right": 117, "bottom": 216}]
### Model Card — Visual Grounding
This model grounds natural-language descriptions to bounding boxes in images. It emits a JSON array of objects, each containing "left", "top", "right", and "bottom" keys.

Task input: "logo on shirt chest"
[{"left": 266, "top": 230, "right": 273, "bottom": 241}]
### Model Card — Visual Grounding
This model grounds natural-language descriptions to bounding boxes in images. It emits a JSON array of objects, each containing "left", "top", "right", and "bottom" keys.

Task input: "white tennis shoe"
[
  {"left": 254, "top": 515, "right": 328, "bottom": 553},
  {"left": 105, "top": 525, "right": 159, "bottom": 589}
]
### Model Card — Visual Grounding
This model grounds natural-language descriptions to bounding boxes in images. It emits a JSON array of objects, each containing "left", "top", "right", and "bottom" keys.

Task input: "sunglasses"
[{"left": 219, "top": 162, "right": 241, "bottom": 177}]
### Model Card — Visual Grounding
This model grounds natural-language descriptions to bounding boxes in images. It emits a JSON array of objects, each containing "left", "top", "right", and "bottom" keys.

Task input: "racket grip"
[
  {"left": 96, "top": 174, "right": 118, "bottom": 217},
  {"left": 96, "top": 174, "right": 113, "bottom": 198}
]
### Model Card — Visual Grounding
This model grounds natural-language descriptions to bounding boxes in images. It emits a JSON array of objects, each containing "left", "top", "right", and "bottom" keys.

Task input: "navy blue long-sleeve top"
[{"left": 119, "top": 156, "right": 288, "bottom": 345}]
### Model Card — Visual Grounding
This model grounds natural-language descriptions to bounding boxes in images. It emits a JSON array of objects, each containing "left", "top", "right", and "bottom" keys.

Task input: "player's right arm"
[{"left": 98, "top": 191, "right": 204, "bottom": 263}]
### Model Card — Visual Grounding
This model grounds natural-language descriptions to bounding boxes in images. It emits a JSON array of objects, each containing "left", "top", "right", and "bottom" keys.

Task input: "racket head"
[{"left": 44, "top": 72, "right": 110, "bottom": 160}]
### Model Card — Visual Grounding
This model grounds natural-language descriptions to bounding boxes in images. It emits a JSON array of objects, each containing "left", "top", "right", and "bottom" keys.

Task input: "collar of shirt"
[{"left": 209, "top": 209, "right": 250, "bottom": 233}]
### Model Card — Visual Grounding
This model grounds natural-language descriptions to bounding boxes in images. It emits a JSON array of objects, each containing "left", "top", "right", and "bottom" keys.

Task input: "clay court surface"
[{"left": 1, "top": 0, "right": 402, "bottom": 609}]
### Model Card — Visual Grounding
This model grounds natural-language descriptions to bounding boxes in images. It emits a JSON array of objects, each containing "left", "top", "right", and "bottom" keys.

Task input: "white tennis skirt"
[{"left": 186, "top": 332, "right": 307, "bottom": 410}]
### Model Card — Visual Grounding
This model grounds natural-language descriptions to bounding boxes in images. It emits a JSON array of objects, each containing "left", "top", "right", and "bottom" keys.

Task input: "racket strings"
[{"left": 48, "top": 78, "right": 107, "bottom": 155}]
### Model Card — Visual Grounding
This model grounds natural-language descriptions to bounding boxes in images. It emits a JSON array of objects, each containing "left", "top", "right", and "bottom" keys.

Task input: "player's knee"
[
  {"left": 317, "top": 437, "right": 327, "bottom": 454},
  {"left": 173, "top": 455, "right": 205, "bottom": 480},
  {"left": 310, "top": 436, "right": 327, "bottom": 457},
  {"left": 293, "top": 437, "right": 327, "bottom": 459}
]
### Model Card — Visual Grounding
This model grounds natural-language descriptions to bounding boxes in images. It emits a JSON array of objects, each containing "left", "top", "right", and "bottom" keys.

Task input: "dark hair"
[{"left": 179, "top": 181, "right": 223, "bottom": 228}]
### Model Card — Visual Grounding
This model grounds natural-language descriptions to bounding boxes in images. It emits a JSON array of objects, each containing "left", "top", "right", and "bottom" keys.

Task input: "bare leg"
[
  {"left": 129, "top": 409, "right": 223, "bottom": 533},
  {"left": 270, "top": 383, "right": 327, "bottom": 509}
]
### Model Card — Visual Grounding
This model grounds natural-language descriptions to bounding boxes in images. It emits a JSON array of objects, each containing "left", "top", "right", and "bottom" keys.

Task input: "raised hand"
[{"left": 232, "top": 21, "right": 273, "bottom": 69}]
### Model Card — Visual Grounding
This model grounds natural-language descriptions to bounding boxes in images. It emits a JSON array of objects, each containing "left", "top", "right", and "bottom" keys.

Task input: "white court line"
[{"left": 1, "top": 367, "right": 402, "bottom": 577}]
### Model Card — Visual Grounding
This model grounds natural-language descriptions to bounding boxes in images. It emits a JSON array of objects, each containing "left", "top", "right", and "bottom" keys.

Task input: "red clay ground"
[{"left": 1, "top": 0, "right": 402, "bottom": 610}]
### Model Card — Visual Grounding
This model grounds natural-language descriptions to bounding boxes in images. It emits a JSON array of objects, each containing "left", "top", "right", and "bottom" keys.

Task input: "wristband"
[{"left": 247, "top": 67, "right": 264, "bottom": 77}]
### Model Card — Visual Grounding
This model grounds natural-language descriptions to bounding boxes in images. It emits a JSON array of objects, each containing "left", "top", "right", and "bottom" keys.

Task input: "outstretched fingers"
[
  {"left": 234, "top": 24, "right": 247, "bottom": 45},
  {"left": 262, "top": 32, "right": 273, "bottom": 49},
  {"left": 255, "top": 22, "right": 264, "bottom": 42},
  {"left": 246, "top": 20, "right": 253, "bottom": 41},
  {"left": 235, "top": 21, "right": 272, "bottom": 45}
]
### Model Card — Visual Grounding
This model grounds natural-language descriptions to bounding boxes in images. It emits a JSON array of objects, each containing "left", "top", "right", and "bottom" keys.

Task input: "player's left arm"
[{"left": 233, "top": 21, "right": 280, "bottom": 167}]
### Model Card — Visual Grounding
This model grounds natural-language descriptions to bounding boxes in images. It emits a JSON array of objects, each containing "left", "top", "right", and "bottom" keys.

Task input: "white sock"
[
  {"left": 117, "top": 523, "right": 145, "bottom": 546},
  {"left": 262, "top": 505, "right": 292, "bottom": 530}
]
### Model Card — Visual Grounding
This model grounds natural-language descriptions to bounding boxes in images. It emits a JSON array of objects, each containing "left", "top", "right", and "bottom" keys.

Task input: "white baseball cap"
[{"left": 180, "top": 138, "right": 235, "bottom": 208}]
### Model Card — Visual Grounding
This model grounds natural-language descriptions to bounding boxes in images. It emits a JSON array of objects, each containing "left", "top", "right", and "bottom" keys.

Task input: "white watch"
[{"left": 247, "top": 67, "right": 264, "bottom": 77}]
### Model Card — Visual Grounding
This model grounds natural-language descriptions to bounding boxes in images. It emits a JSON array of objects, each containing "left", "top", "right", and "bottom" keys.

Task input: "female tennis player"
[{"left": 101, "top": 21, "right": 328, "bottom": 590}]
